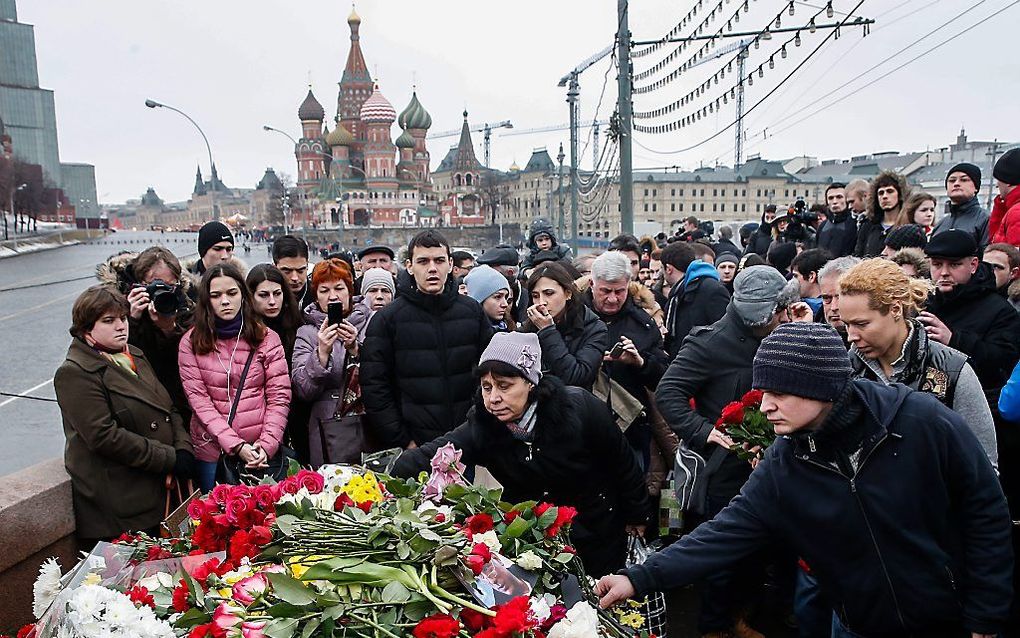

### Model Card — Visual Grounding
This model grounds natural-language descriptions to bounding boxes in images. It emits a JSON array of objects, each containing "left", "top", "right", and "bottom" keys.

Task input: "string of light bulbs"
[
  {"left": 633, "top": 1, "right": 854, "bottom": 133},
  {"left": 632, "top": 0, "right": 737, "bottom": 85}
]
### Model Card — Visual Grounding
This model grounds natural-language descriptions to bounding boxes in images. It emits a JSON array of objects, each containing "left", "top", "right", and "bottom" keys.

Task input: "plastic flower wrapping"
[{"left": 24, "top": 444, "right": 657, "bottom": 638}]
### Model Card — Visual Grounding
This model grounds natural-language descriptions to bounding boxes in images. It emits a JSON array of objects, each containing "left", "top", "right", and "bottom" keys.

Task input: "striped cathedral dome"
[{"left": 359, "top": 85, "right": 396, "bottom": 123}]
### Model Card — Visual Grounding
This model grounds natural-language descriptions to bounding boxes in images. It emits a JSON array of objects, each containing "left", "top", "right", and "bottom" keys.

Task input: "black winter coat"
[
  {"left": 853, "top": 219, "right": 889, "bottom": 258},
  {"left": 361, "top": 272, "right": 493, "bottom": 448},
  {"left": 816, "top": 210, "right": 858, "bottom": 257},
  {"left": 392, "top": 376, "right": 650, "bottom": 577},
  {"left": 743, "top": 226, "right": 773, "bottom": 257},
  {"left": 589, "top": 295, "right": 669, "bottom": 404},
  {"left": 663, "top": 271, "right": 731, "bottom": 360},
  {"left": 656, "top": 304, "right": 759, "bottom": 501},
  {"left": 627, "top": 381, "right": 1012, "bottom": 637},
  {"left": 927, "top": 262, "right": 1020, "bottom": 399},
  {"left": 524, "top": 306, "right": 608, "bottom": 389}
]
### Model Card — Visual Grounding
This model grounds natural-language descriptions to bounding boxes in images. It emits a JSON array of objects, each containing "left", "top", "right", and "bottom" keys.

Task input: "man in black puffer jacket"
[
  {"left": 361, "top": 231, "right": 493, "bottom": 449},
  {"left": 921, "top": 230, "right": 1020, "bottom": 403},
  {"left": 816, "top": 182, "right": 858, "bottom": 257},
  {"left": 600, "top": 323, "right": 1012, "bottom": 638}
]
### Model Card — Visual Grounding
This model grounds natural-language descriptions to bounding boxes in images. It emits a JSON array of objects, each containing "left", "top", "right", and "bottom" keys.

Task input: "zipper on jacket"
[
  {"left": 432, "top": 314, "right": 454, "bottom": 432},
  {"left": 799, "top": 434, "right": 908, "bottom": 632},
  {"left": 524, "top": 441, "right": 533, "bottom": 462}
]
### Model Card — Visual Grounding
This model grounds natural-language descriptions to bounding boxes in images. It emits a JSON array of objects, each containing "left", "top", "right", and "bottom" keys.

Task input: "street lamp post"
[
  {"left": 262, "top": 125, "right": 309, "bottom": 243},
  {"left": 145, "top": 99, "right": 219, "bottom": 221}
]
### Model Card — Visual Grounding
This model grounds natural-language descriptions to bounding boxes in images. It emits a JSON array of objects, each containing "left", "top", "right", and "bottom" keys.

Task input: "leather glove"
[{"left": 174, "top": 449, "right": 196, "bottom": 479}]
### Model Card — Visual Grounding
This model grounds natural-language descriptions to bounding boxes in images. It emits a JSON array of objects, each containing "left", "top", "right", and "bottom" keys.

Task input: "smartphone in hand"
[
  {"left": 327, "top": 301, "right": 345, "bottom": 326},
  {"left": 608, "top": 342, "right": 625, "bottom": 358}
]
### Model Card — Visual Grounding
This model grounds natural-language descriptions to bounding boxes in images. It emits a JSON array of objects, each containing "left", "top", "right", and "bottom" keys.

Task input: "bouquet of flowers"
[
  {"left": 25, "top": 444, "right": 657, "bottom": 638},
  {"left": 715, "top": 389, "right": 775, "bottom": 461}
]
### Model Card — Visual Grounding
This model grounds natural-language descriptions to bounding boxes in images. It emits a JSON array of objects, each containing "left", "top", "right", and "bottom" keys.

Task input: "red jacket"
[{"left": 990, "top": 187, "right": 1020, "bottom": 246}]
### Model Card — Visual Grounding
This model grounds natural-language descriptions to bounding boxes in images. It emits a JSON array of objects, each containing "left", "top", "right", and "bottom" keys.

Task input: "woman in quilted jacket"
[{"left": 179, "top": 263, "right": 291, "bottom": 491}]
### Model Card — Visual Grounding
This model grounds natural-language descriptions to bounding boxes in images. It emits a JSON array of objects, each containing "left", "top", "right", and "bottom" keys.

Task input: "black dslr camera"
[{"left": 145, "top": 279, "right": 182, "bottom": 316}]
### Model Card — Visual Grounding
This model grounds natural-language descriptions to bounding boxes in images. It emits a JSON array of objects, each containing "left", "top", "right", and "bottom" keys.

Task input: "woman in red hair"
[{"left": 291, "top": 259, "right": 365, "bottom": 466}]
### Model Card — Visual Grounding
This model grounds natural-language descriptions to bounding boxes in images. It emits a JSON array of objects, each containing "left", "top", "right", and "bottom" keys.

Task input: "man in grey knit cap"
[{"left": 599, "top": 322, "right": 1012, "bottom": 638}]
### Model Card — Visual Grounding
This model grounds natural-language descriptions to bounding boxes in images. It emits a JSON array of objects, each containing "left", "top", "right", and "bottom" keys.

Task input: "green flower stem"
[{"left": 345, "top": 612, "right": 402, "bottom": 638}]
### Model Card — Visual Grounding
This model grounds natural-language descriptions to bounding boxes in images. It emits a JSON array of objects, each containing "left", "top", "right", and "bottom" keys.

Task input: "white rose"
[
  {"left": 547, "top": 601, "right": 599, "bottom": 638},
  {"left": 529, "top": 596, "right": 551, "bottom": 624},
  {"left": 472, "top": 530, "right": 502, "bottom": 554},
  {"left": 515, "top": 550, "right": 543, "bottom": 571}
]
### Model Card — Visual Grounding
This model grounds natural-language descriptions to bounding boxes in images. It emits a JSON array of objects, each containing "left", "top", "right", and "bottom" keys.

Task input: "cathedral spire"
[{"left": 454, "top": 110, "right": 480, "bottom": 171}]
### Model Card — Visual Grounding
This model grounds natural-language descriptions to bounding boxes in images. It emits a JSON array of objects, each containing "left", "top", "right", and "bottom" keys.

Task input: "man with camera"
[{"left": 98, "top": 246, "right": 195, "bottom": 422}]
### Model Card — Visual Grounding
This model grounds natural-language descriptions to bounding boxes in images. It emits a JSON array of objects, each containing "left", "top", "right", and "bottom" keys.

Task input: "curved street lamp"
[{"left": 145, "top": 99, "right": 219, "bottom": 221}]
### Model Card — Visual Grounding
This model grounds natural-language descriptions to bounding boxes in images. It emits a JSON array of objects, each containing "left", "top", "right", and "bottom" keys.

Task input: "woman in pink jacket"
[{"left": 179, "top": 263, "right": 291, "bottom": 491}]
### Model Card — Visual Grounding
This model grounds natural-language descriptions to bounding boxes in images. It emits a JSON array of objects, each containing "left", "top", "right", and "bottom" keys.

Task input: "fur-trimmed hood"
[
  {"left": 95, "top": 250, "right": 194, "bottom": 298},
  {"left": 181, "top": 255, "right": 249, "bottom": 284}
]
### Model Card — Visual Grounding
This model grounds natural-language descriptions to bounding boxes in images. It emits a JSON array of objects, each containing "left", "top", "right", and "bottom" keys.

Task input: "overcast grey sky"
[{"left": 16, "top": 0, "right": 1020, "bottom": 204}]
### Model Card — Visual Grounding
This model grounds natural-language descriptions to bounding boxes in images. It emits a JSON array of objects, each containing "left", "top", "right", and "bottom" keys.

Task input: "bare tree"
[{"left": 478, "top": 169, "right": 511, "bottom": 226}]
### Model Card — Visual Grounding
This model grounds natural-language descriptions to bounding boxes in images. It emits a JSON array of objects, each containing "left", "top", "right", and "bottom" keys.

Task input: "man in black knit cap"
[
  {"left": 191, "top": 221, "right": 235, "bottom": 276},
  {"left": 932, "top": 162, "right": 990, "bottom": 250},
  {"left": 598, "top": 321, "right": 1012, "bottom": 638}
]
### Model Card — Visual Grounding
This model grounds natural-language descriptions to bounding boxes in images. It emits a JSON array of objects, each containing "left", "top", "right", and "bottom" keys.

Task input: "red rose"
[
  {"left": 465, "top": 513, "right": 494, "bottom": 534},
  {"left": 533, "top": 502, "right": 553, "bottom": 518},
  {"left": 16, "top": 625, "right": 35, "bottom": 638},
  {"left": 251, "top": 485, "right": 278, "bottom": 509},
  {"left": 741, "top": 389, "right": 764, "bottom": 408},
  {"left": 126, "top": 585, "right": 155, "bottom": 608},
  {"left": 503, "top": 510, "right": 521, "bottom": 524},
  {"left": 411, "top": 613, "right": 460, "bottom": 638},
  {"left": 277, "top": 477, "right": 301, "bottom": 496},
  {"left": 172, "top": 579, "right": 191, "bottom": 612},
  {"left": 719, "top": 401, "right": 745, "bottom": 425},
  {"left": 210, "top": 484, "right": 232, "bottom": 505},
  {"left": 465, "top": 542, "right": 492, "bottom": 575},
  {"left": 294, "top": 469, "right": 325, "bottom": 494},
  {"left": 541, "top": 604, "right": 568, "bottom": 631}
]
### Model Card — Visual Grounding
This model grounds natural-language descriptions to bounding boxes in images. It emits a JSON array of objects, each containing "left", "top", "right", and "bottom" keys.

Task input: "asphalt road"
[{"left": 0, "top": 232, "right": 208, "bottom": 476}]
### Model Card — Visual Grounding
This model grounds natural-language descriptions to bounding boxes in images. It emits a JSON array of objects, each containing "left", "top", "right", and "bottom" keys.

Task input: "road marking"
[
  {"left": 0, "top": 378, "right": 54, "bottom": 409},
  {"left": 0, "top": 289, "right": 81, "bottom": 322}
]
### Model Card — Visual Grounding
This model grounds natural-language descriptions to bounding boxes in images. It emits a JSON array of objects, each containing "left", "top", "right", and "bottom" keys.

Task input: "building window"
[
  {"left": 679, "top": 189, "right": 684, "bottom": 196},
  {"left": 713, "top": 204, "right": 718, "bottom": 212},
  {"left": 757, "top": 189, "right": 762, "bottom": 197},
  {"left": 700, "top": 203, "right": 705, "bottom": 212},
  {"left": 741, "top": 204, "right": 747, "bottom": 212},
  {"left": 742, "top": 189, "right": 747, "bottom": 197},
  {"left": 652, "top": 203, "right": 657, "bottom": 212},
  {"left": 721, "top": 203, "right": 725, "bottom": 212},
  {"left": 653, "top": 189, "right": 657, "bottom": 197},
  {"left": 756, "top": 203, "right": 762, "bottom": 212},
  {"left": 713, "top": 189, "right": 718, "bottom": 197},
  {"left": 671, "top": 189, "right": 676, "bottom": 197},
  {"left": 785, "top": 189, "right": 790, "bottom": 197},
  {"left": 700, "top": 189, "right": 705, "bottom": 197},
  {"left": 670, "top": 203, "right": 676, "bottom": 212},
  {"left": 644, "top": 189, "right": 648, "bottom": 196},
  {"left": 466, "top": 174, "right": 473, "bottom": 186},
  {"left": 679, "top": 203, "right": 684, "bottom": 212},
  {"left": 643, "top": 204, "right": 649, "bottom": 212}
]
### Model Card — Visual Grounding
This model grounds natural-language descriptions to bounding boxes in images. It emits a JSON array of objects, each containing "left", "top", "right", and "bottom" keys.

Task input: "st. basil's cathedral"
[{"left": 293, "top": 8, "right": 446, "bottom": 227}]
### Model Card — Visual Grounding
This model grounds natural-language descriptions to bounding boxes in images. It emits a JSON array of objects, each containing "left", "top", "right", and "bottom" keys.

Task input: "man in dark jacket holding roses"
[{"left": 599, "top": 322, "right": 1012, "bottom": 638}]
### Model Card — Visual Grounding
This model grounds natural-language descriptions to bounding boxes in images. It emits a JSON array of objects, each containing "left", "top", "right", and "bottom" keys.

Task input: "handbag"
[
  {"left": 592, "top": 365, "right": 645, "bottom": 432},
  {"left": 625, "top": 536, "right": 668, "bottom": 637},
  {"left": 673, "top": 441, "right": 727, "bottom": 516},
  {"left": 315, "top": 351, "right": 368, "bottom": 466},
  {"left": 215, "top": 349, "right": 296, "bottom": 485}
]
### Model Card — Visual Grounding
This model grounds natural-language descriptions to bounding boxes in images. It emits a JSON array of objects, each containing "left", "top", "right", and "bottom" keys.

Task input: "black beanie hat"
[
  {"left": 197, "top": 221, "right": 234, "bottom": 257},
  {"left": 994, "top": 148, "right": 1020, "bottom": 186},
  {"left": 945, "top": 162, "right": 982, "bottom": 191},
  {"left": 924, "top": 228, "right": 978, "bottom": 259},
  {"left": 753, "top": 322, "right": 851, "bottom": 402},
  {"left": 767, "top": 241, "right": 798, "bottom": 273},
  {"left": 884, "top": 224, "right": 928, "bottom": 250}
]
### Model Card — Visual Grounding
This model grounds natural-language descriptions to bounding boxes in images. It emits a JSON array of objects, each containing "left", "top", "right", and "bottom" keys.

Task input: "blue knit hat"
[
  {"left": 465, "top": 265, "right": 510, "bottom": 304},
  {"left": 753, "top": 322, "right": 851, "bottom": 401}
]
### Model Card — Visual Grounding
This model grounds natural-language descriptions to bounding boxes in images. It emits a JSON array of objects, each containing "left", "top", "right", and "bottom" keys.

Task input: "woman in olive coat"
[{"left": 54, "top": 285, "right": 194, "bottom": 548}]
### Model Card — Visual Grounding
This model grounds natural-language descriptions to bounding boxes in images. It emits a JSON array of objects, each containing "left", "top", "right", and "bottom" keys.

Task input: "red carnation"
[
  {"left": 741, "top": 389, "right": 764, "bottom": 408},
  {"left": 459, "top": 608, "right": 491, "bottom": 632},
  {"left": 126, "top": 585, "right": 155, "bottom": 608},
  {"left": 171, "top": 579, "right": 191, "bottom": 612},
  {"left": 334, "top": 493, "right": 354, "bottom": 510},
  {"left": 411, "top": 613, "right": 461, "bottom": 638},
  {"left": 491, "top": 596, "right": 536, "bottom": 634},
  {"left": 465, "top": 512, "right": 495, "bottom": 534},
  {"left": 16, "top": 625, "right": 35, "bottom": 638},
  {"left": 465, "top": 542, "right": 492, "bottom": 575},
  {"left": 146, "top": 545, "right": 173, "bottom": 561}
]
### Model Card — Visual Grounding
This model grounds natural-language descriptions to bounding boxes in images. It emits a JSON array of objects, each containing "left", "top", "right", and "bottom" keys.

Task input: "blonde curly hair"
[{"left": 838, "top": 258, "right": 933, "bottom": 317}]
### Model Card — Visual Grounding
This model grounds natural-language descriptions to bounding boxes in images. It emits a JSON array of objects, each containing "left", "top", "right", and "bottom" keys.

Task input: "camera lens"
[{"left": 151, "top": 289, "right": 178, "bottom": 316}]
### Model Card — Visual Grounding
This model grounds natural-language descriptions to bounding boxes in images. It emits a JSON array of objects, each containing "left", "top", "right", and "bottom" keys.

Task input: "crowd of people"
[{"left": 51, "top": 148, "right": 1020, "bottom": 637}]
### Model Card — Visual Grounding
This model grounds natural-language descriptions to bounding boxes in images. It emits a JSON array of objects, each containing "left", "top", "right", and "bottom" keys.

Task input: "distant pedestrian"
[
  {"left": 990, "top": 148, "right": 1020, "bottom": 246},
  {"left": 932, "top": 162, "right": 990, "bottom": 250},
  {"left": 816, "top": 182, "right": 858, "bottom": 257}
]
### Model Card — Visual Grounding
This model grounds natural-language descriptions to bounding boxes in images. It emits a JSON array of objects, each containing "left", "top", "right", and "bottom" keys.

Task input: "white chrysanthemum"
[{"left": 33, "top": 557, "right": 63, "bottom": 619}]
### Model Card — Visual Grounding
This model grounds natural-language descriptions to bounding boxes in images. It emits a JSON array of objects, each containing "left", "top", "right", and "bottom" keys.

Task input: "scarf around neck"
[{"left": 215, "top": 313, "right": 243, "bottom": 339}]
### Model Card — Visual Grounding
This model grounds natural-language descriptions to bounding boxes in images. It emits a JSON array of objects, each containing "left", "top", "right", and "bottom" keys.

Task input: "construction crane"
[
  {"left": 427, "top": 120, "right": 513, "bottom": 168},
  {"left": 503, "top": 120, "right": 611, "bottom": 168}
]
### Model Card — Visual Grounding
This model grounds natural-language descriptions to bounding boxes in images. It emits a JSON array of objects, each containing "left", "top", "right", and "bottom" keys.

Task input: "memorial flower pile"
[{"left": 27, "top": 445, "right": 655, "bottom": 638}]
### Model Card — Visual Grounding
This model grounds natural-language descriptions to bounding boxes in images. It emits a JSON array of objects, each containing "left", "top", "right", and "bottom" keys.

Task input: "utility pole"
[
  {"left": 735, "top": 48, "right": 748, "bottom": 169},
  {"left": 986, "top": 140, "right": 1001, "bottom": 211},
  {"left": 568, "top": 75, "right": 580, "bottom": 254},
  {"left": 617, "top": 0, "right": 634, "bottom": 236},
  {"left": 557, "top": 143, "right": 566, "bottom": 241}
]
